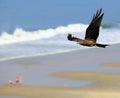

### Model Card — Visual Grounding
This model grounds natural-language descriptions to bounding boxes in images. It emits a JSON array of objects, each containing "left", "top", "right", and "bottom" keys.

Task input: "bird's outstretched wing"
[{"left": 85, "top": 8, "right": 104, "bottom": 41}]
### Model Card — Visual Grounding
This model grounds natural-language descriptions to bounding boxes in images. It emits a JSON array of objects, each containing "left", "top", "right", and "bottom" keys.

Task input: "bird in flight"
[{"left": 67, "top": 8, "right": 109, "bottom": 48}]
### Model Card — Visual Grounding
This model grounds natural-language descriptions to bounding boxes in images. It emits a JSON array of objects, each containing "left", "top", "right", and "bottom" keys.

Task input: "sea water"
[{"left": 0, "top": 23, "right": 120, "bottom": 61}]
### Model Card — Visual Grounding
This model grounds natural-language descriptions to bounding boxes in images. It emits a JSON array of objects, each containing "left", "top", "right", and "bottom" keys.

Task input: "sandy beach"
[
  {"left": 102, "top": 62, "right": 120, "bottom": 67},
  {"left": 0, "top": 44, "right": 120, "bottom": 98}
]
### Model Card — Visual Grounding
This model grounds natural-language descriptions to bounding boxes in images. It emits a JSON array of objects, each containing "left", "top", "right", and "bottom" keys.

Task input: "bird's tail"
[{"left": 96, "top": 43, "right": 109, "bottom": 48}]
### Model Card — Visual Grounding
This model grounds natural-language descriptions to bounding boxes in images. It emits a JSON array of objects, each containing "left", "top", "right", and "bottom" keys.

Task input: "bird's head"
[{"left": 67, "top": 34, "right": 73, "bottom": 41}]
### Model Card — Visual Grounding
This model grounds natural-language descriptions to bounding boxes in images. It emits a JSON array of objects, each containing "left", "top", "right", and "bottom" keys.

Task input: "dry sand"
[
  {"left": 102, "top": 62, "right": 120, "bottom": 67},
  {"left": 0, "top": 44, "right": 120, "bottom": 98}
]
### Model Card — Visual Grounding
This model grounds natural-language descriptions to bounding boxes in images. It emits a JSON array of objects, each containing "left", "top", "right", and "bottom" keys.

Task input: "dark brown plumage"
[{"left": 67, "top": 8, "right": 109, "bottom": 48}]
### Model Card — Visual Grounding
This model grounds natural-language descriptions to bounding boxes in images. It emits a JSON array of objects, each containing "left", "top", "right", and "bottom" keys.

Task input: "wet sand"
[
  {"left": 53, "top": 72, "right": 120, "bottom": 91},
  {"left": 102, "top": 62, "right": 120, "bottom": 67},
  {"left": 0, "top": 44, "right": 120, "bottom": 98}
]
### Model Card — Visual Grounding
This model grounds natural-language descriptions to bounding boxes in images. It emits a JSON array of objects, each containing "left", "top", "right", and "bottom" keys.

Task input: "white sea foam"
[
  {"left": 0, "top": 24, "right": 87, "bottom": 45},
  {"left": 98, "top": 28, "right": 120, "bottom": 44},
  {"left": 0, "top": 23, "right": 120, "bottom": 45}
]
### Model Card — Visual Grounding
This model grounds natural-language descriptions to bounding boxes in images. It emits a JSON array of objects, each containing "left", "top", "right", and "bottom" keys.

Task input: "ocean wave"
[
  {"left": 102, "top": 23, "right": 120, "bottom": 29},
  {"left": 0, "top": 23, "right": 120, "bottom": 60},
  {"left": 0, "top": 24, "right": 87, "bottom": 45},
  {"left": 0, "top": 23, "right": 120, "bottom": 46}
]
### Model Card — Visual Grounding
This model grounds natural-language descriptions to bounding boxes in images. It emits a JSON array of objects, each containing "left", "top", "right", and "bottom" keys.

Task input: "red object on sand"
[{"left": 8, "top": 80, "right": 14, "bottom": 85}]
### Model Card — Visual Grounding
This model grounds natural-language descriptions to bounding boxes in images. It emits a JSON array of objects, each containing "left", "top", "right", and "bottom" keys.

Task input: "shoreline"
[
  {"left": 0, "top": 47, "right": 89, "bottom": 62},
  {"left": 0, "top": 43, "right": 118, "bottom": 62},
  {"left": 0, "top": 44, "right": 120, "bottom": 98}
]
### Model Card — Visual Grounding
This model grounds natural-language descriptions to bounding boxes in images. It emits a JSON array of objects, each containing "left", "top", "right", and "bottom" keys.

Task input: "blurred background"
[
  {"left": 0, "top": 0, "right": 120, "bottom": 60},
  {"left": 0, "top": 0, "right": 119, "bottom": 33}
]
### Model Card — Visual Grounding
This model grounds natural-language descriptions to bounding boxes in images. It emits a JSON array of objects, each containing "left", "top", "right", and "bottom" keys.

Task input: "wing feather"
[{"left": 85, "top": 8, "right": 104, "bottom": 41}]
